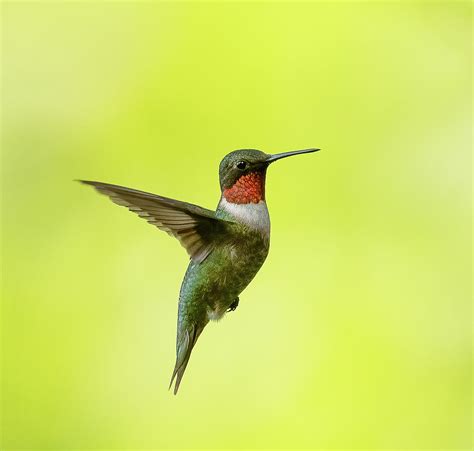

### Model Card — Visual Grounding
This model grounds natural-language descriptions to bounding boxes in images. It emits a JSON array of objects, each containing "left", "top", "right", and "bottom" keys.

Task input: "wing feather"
[{"left": 80, "top": 180, "right": 231, "bottom": 263}]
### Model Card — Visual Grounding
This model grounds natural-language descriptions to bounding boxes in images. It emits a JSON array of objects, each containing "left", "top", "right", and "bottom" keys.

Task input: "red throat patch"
[{"left": 223, "top": 171, "right": 266, "bottom": 204}]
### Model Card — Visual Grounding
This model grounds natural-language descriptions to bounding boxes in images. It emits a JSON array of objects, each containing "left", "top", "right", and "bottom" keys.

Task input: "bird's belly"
[
  {"left": 215, "top": 244, "right": 268, "bottom": 296},
  {"left": 178, "top": 240, "right": 269, "bottom": 322}
]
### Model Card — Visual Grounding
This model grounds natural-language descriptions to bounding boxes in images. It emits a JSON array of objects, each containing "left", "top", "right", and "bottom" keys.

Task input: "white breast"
[{"left": 219, "top": 198, "right": 271, "bottom": 238}]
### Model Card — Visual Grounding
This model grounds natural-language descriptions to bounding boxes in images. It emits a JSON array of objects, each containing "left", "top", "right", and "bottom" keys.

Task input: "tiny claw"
[{"left": 227, "top": 298, "right": 239, "bottom": 312}]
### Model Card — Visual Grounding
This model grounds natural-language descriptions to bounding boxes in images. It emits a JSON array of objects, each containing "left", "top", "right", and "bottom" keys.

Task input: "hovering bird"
[{"left": 81, "top": 147, "right": 319, "bottom": 393}]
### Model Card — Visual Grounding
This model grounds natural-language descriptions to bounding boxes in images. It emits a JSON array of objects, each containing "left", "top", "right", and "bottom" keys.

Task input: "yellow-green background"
[{"left": 1, "top": 1, "right": 471, "bottom": 449}]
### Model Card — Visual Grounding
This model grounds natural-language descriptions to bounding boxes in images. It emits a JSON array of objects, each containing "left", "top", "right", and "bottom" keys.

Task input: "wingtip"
[
  {"left": 75, "top": 179, "right": 96, "bottom": 187},
  {"left": 77, "top": 179, "right": 98, "bottom": 185}
]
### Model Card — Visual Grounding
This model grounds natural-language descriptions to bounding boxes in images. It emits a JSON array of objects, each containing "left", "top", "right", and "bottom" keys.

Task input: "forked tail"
[{"left": 169, "top": 322, "right": 206, "bottom": 394}]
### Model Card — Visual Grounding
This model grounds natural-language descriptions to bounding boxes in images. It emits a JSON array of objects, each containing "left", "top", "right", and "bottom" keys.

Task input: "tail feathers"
[{"left": 169, "top": 323, "right": 205, "bottom": 395}]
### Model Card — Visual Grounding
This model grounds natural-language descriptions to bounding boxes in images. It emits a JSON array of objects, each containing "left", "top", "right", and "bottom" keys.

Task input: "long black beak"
[{"left": 266, "top": 148, "right": 320, "bottom": 163}]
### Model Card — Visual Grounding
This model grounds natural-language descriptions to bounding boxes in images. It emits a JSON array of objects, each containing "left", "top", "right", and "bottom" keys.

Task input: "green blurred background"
[{"left": 2, "top": 1, "right": 471, "bottom": 449}]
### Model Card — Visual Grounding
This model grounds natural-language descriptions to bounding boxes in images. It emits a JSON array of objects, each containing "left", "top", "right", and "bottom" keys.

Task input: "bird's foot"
[{"left": 227, "top": 298, "right": 239, "bottom": 312}]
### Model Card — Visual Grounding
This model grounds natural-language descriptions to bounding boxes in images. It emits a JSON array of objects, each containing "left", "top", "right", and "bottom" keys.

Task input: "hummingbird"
[{"left": 80, "top": 147, "right": 319, "bottom": 394}]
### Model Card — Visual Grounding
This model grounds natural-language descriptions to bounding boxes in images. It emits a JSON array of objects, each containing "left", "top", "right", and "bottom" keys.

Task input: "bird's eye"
[{"left": 236, "top": 161, "right": 247, "bottom": 170}]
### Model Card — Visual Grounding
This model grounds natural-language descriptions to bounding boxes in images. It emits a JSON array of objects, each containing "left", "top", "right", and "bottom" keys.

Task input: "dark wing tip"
[
  {"left": 77, "top": 180, "right": 129, "bottom": 198},
  {"left": 76, "top": 181, "right": 118, "bottom": 200},
  {"left": 76, "top": 180, "right": 107, "bottom": 187},
  {"left": 76, "top": 180, "right": 105, "bottom": 191}
]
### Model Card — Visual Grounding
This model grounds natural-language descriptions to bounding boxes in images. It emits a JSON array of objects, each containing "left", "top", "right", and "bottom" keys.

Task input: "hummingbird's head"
[{"left": 219, "top": 148, "right": 319, "bottom": 204}]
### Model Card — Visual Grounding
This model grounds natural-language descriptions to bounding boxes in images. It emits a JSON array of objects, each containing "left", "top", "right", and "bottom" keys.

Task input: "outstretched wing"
[{"left": 80, "top": 180, "right": 230, "bottom": 263}]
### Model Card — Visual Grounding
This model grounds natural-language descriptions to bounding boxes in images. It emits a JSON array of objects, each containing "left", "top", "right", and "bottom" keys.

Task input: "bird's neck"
[
  {"left": 222, "top": 171, "right": 266, "bottom": 204},
  {"left": 218, "top": 197, "right": 270, "bottom": 238},
  {"left": 218, "top": 170, "right": 270, "bottom": 237}
]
